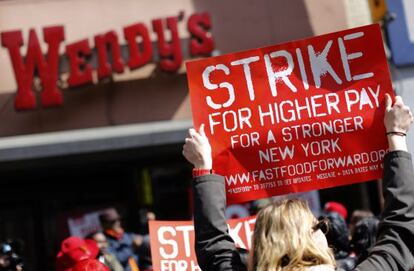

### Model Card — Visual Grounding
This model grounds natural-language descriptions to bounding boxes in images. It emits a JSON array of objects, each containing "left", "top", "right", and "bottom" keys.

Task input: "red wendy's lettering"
[
  {"left": 152, "top": 16, "right": 183, "bottom": 72},
  {"left": 188, "top": 13, "right": 214, "bottom": 56},
  {"left": 94, "top": 31, "right": 125, "bottom": 80},
  {"left": 0, "top": 12, "right": 214, "bottom": 110},
  {"left": 1, "top": 26, "right": 65, "bottom": 110},
  {"left": 149, "top": 217, "right": 255, "bottom": 271},
  {"left": 66, "top": 39, "right": 94, "bottom": 87},
  {"left": 186, "top": 24, "right": 393, "bottom": 204},
  {"left": 123, "top": 23, "right": 152, "bottom": 70}
]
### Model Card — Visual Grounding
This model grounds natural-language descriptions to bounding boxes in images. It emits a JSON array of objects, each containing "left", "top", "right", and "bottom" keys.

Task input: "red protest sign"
[
  {"left": 186, "top": 24, "right": 392, "bottom": 204},
  {"left": 149, "top": 216, "right": 255, "bottom": 271}
]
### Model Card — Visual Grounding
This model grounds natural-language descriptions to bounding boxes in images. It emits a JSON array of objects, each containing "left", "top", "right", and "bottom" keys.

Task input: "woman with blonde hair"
[
  {"left": 183, "top": 95, "right": 414, "bottom": 271},
  {"left": 251, "top": 200, "right": 335, "bottom": 270}
]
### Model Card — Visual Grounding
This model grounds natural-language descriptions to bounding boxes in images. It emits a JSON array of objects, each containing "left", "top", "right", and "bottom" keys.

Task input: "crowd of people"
[
  {"left": 55, "top": 208, "right": 154, "bottom": 271},
  {"left": 1, "top": 94, "right": 413, "bottom": 270},
  {"left": 0, "top": 202, "right": 382, "bottom": 271}
]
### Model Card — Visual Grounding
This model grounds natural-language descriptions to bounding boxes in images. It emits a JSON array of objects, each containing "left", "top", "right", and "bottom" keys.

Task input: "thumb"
[
  {"left": 385, "top": 93, "right": 392, "bottom": 111},
  {"left": 199, "top": 123, "right": 206, "bottom": 137}
]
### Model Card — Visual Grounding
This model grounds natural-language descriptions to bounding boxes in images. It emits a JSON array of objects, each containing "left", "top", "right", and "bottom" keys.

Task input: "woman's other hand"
[{"left": 384, "top": 94, "right": 414, "bottom": 151}]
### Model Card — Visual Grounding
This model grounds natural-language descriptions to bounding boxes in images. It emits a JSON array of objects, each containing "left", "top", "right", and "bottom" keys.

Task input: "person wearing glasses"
[{"left": 183, "top": 94, "right": 414, "bottom": 271}]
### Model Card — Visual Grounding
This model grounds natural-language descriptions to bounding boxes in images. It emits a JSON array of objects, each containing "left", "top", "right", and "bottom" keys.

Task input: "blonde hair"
[{"left": 249, "top": 199, "right": 335, "bottom": 271}]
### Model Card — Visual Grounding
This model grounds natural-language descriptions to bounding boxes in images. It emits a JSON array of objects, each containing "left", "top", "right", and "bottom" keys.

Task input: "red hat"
[
  {"left": 324, "top": 201, "right": 348, "bottom": 220},
  {"left": 56, "top": 237, "right": 99, "bottom": 271},
  {"left": 72, "top": 259, "right": 109, "bottom": 271}
]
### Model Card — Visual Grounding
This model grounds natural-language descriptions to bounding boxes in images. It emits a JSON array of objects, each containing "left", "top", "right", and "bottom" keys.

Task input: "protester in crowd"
[
  {"left": 348, "top": 210, "right": 374, "bottom": 237},
  {"left": 99, "top": 208, "right": 142, "bottom": 271},
  {"left": 72, "top": 259, "right": 109, "bottom": 271},
  {"left": 351, "top": 217, "right": 380, "bottom": 264},
  {"left": 0, "top": 241, "right": 23, "bottom": 271},
  {"left": 136, "top": 208, "right": 156, "bottom": 271},
  {"left": 323, "top": 212, "right": 356, "bottom": 270},
  {"left": 183, "top": 94, "right": 414, "bottom": 270},
  {"left": 56, "top": 236, "right": 99, "bottom": 271},
  {"left": 86, "top": 232, "right": 123, "bottom": 271},
  {"left": 323, "top": 201, "right": 348, "bottom": 221}
]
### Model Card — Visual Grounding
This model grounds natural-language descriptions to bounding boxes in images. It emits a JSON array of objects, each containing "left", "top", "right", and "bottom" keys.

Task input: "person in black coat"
[
  {"left": 323, "top": 212, "right": 356, "bottom": 270},
  {"left": 351, "top": 217, "right": 380, "bottom": 265}
]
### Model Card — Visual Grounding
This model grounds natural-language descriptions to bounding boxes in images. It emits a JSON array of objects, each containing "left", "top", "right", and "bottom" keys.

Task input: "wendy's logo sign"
[{"left": 1, "top": 12, "right": 214, "bottom": 110}]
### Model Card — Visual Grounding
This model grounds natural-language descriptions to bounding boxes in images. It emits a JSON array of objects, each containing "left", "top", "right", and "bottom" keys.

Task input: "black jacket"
[{"left": 192, "top": 151, "right": 414, "bottom": 271}]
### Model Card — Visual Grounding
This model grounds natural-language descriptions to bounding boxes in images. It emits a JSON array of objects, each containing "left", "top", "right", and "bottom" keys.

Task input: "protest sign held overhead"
[
  {"left": 149, "top": 216, "right": 255, "bottom": 271},
  {"left": 186, "top": 24, "right": 393, "bottom": 204}
]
